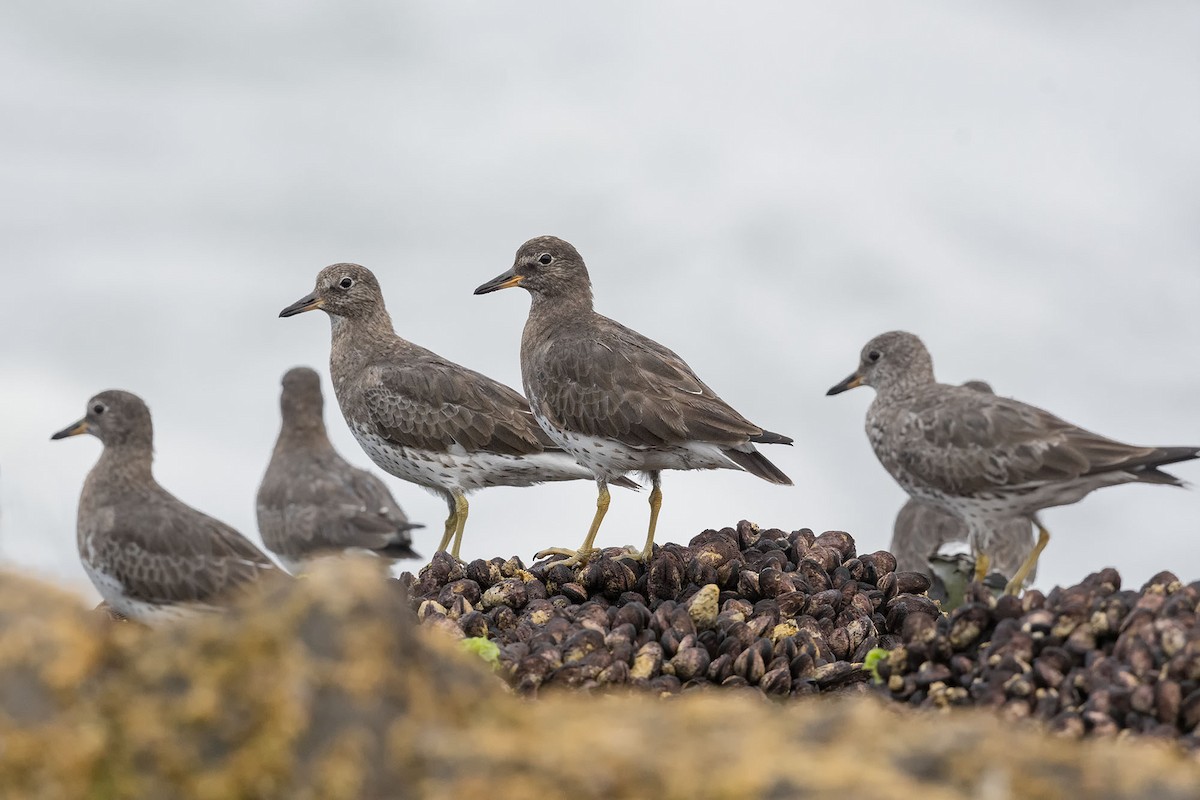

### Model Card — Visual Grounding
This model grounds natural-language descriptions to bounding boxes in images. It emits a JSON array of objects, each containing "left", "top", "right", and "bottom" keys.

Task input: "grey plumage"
[
  {"left": 829, "top": 331, "right": 1198, "bottom": 592},
  {"left": 256, "top": 366, "right": 422, "bottom": 573},
  {"left": 475, "top": 235, "right": 792, "bottom": 563},
  {"left": 893, "top": 499, "right": 1037, "bottom": 590},
  {"left": 279, "top": 263, "right": 634, "bottom": 559},
  {"left": 51, "top": 390, "right": 281, "bottom": 623},
  {"left": 889, "top": 380, "right": 1038, "bottom": 585}
]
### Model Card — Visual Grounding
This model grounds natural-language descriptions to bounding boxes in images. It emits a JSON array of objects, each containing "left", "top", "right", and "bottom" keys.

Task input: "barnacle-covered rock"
[{"left": 685, "top": 583, "right": 720, "bottom": 631}]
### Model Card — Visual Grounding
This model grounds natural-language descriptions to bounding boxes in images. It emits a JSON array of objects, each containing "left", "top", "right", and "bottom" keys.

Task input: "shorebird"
[
  {"left": 475, "top": 235, "right": 792, "bottom": 564},
  {"left": 279, "top": 263, "right": 636, "bottom": 560},
  {"left": 52, "top": 390, "right": 281, "bottom": 623},
  {"left": 256, "top": 367, "right": 423, "bottom": 573},
  {"left": 926, "top": 551, "right": 1008, "bottom": 610},
  {"left": 828, "top": 331, "right": 1199, "bottom": 593},
  {"left": 890, "top": 381, "right": 1037, "bottom": 586},
  {"left": 894, "top": 499, "right": 1036, "bottom": 588}
]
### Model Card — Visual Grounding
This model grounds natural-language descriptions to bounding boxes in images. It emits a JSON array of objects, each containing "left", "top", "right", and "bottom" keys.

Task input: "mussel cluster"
[
  {"left": 403, "top": 520, "right": 932, "bottom": 698},
  {"left": 874, "top": 566, "right": 1200, "bottom": 749},
  {"left": 404, "top": 521, "right": 1200, "bottom": 747}
]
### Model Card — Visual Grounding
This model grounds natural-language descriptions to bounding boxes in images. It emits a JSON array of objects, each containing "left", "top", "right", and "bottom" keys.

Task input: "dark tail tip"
[
  {"left": 751, "top": 429, "right": 793, "bottom": 446},
  {"left": 725, "top": 447, "right": 793, "bottom": 485},
  {"left": 611, "top": 475, "right": 642, "bottom": 491},
  {"left": 1132, "top": 446, "right": 1200, "bottom": 486},
  {"left": 378, "top": 543, "right": 421, "bottom": 560}
]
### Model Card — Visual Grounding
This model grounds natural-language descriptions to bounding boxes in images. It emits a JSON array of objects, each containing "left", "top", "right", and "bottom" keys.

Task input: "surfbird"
[
  {"left": 279, "top": 263, "right": 635, "bottom": 560},
  {"left": 256, "top": 366, "right": 423, "bottom": 573},
  {"left": 475, "top": 235, "right": 793, "bottom": 564},
  {"left": 828, "top": 331, "right": 1199, "bottom": 593},
  {"left": 894, "top": 499, "right": 1036, "bottom": 586},
  {"left": 52, "top": 390, "right": 281, "bottom": 623},
  {"left": 926, "top": 551, "right": 1008, "bottom": 610},
  {"left": 891, "top": 380, "right": 1038, "bottom": 586}
]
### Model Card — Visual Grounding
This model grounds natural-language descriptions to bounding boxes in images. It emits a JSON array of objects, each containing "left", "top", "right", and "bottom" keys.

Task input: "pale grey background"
[{"left": 2, "top": 2, "right": 1197, "bottom": 601}]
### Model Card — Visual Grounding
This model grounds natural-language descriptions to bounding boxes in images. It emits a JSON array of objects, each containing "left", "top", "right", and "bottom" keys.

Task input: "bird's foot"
[
  {"left": 972, "top": 552, "right": 991, "bottom": 583},
  {"left": 613, "top": 544, "right": 654, "bottom": 564},
  {"left": 533, "top": 546, "right": 600, "bottom": 567},
  {"left": 1002, "top": 577, "right": 1023, "bottom": 597}
]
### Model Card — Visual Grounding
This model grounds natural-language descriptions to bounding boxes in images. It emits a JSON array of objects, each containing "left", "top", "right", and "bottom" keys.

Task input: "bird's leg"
[
  {"left": 436, "top": 495, "right": 458, "bottom": 554},
  {"left": 1004, "top": 519, "right": 1050, "bottom": 596},
  {"left": 450, "top": 493, "right": 470, "bottom": 560},
  {"left": 973, "top": 552, "right": 991, "bottom": 583},
  {"left": 535, "top": 479, "right": 610, "bottom": 566},
  {"left": 618, "top": 471, "right": 662, "bottom": 563}
]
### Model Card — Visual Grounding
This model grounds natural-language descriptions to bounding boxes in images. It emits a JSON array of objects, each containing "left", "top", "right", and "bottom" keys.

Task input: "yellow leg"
[
  {"left": 617, "top": 471, "right": 662, "bottom": 563},
  {"left": 436, "top": 499, "right": 457, "bottom": 554},
  {"left": 1004, "top": 520, "right": 1050, "bottom": 596},
  {"left": 973, "top": 552, "right": 991, "bottom": 583},
  {"left": 450, "top": 493, "right": 469, "bottom": 560},
  {"left": 535, "top": 480, "right": 610, "bottom": 565}
]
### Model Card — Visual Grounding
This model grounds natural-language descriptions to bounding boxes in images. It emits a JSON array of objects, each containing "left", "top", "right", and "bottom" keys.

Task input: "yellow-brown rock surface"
[{"left": 2, "top": 562, "right": 1198, "bottom": 800}]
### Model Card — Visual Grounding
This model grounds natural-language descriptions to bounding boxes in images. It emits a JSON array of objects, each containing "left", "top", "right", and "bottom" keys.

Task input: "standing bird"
[
  {"left": 890, "top": 380, "right": 1038, "bottom": 586},
  {"left": 475, "top": 235, "right": 792, "bottom": 565},
  {"left": 279, "top": 264, "right": 635, "bottom": 560},
  {"left": 51, "top": 390, "right": 281, "bottom": 623},
  {"left": 828, "top": 331, "right": 1198, "bottom": 593},
  {"left": 256, "top": 366, "right": 423, "bottom": 573}
]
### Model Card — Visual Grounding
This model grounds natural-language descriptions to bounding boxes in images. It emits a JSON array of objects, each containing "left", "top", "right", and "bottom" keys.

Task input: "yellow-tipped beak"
[
  {"left": 51, "top": 419, "right": 91, "bottom": 440},
  {"left": 826, "top": 372, "right": 864, "bottom": 396}
]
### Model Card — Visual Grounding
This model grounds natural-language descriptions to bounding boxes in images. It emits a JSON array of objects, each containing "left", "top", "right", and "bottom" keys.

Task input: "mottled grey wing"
[
  {"left": 531, "top": 317, "right": 768, "bottom": 448},
  {"left": 346, "top": 467, "right": 420, "bottom": 533},
  {"left": 895, "top": 388, "right": 1167, "bottom": 495},
  {"left": 363, "top": 358, "right": 546, "bottom": 456},
  {"left": 255, "top": 461, "right": 292, "bottom": 554},
  {"left": 102, "top": 500, "right": 278, "bottom": 605},
  {"left": 258, "top": 464, "right": 403, "bottom": 555}
]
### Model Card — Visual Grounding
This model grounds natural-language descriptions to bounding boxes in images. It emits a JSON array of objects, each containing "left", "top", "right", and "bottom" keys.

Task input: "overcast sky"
[{"left": 2, "top": 2, "right": 1198, "bottom": 601}]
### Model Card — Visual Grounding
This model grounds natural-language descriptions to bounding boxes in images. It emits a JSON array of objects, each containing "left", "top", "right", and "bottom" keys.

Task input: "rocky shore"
[
  {"left": 3, "top": 524, "right": 1200, "bottom": 798},
  {"left": 407, "top": 520, "right": 1200, "bottom": 750}
]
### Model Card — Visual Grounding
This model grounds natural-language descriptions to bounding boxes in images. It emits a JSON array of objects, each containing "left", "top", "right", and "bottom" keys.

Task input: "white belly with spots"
[
  {"left": 531, "top": 411, "right": 738, "bottom": 480},
  {"left": 81, "top": 560, "right": 215, "bottom": 624},
  {"left": 351, "top": 428, "right": 592, "bottom": 492}
]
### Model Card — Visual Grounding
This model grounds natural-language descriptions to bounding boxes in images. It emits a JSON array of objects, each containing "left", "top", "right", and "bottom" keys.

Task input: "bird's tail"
[
  {"left": 377, "top": 542, "right": 422, "bottom": 560},
  {"left": 1130, "top": 446, "right": 1200, "bottom": 487},
  {"left": 725, "top": 446, "right": 792, "bottom": 485},
  {"left": 751, "top": 429, "right": 793, "bottom": 446}
]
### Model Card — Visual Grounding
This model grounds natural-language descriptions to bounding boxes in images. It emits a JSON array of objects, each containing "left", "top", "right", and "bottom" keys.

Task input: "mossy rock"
[{"left": 1, "top": 561, "right": 1198, "bottom": 799}]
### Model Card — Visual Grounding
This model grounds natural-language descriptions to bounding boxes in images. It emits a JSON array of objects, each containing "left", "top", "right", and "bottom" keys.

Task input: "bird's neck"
[
  {"left": 276, "top": 417, "right": 336, "bottom": 456},
  {"left": 526, "top": 291, "right": 596, "bottom": 343},
  {"left": 90, "top": 443, "right": 156, "bottom": 489},
  {"left": 870, "top": 374, "right": 937, "bottom": 414},
  {"left": 330, "top": 305, "right": 395, "bottom": 348},
  {"left": 530, "top": 286, "right": 593, "bottom": 317},
  {"left": 330, "top": 309, "right": 397, "bottom": 370}
]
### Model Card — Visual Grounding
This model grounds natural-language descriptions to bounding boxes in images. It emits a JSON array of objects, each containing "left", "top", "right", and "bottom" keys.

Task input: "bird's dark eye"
[
  {"left": 92, "top": 403, "right": 106, "bottom": 415},
  {"left": 537, "top": 253, "right": 552, "bottom": 265},
  {"left": 867, "top": 350, "right": 881, "bottom": 363},
  {"left": 339, "top": 277, "right": 354, "bottom": 289}
]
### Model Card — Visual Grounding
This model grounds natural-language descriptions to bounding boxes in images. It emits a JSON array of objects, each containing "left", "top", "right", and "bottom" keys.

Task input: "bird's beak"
[
  {"left": 51, "top": 418, "right": 91, "bottom": 440},
  {"left": 279, "top": 293, "right": 324, "bottom": 318},
  {"left": 826, "top": 371, "right": 864, "bottom": 396},
  {"left": 474, "top": 270, "right": 523, "bottom": 295}
]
